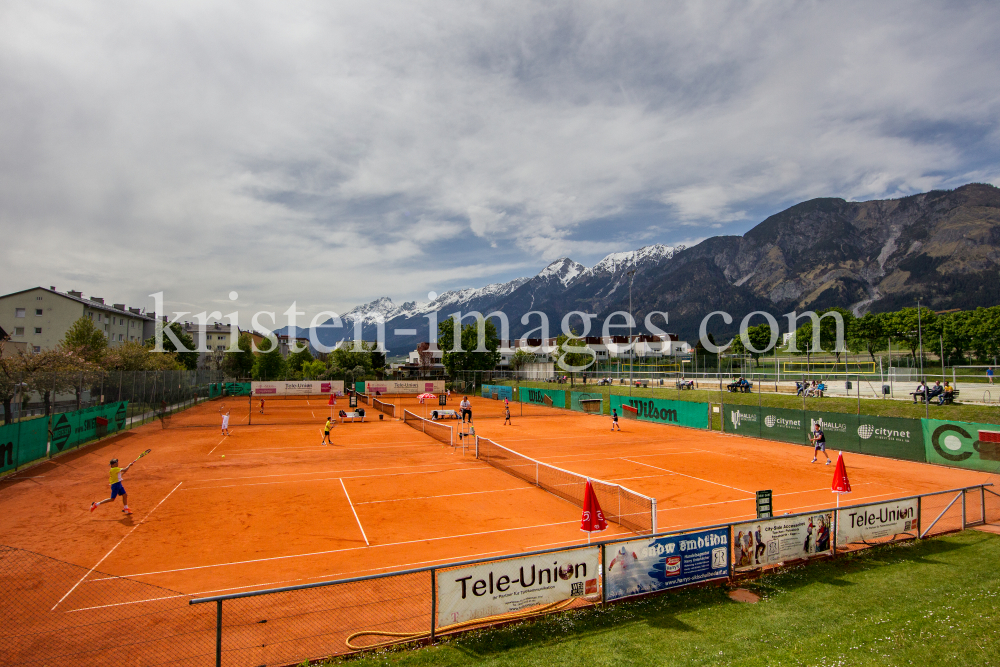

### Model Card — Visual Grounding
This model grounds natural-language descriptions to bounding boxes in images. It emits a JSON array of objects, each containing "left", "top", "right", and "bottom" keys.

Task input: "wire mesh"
[
  {"left": 475, "top": 437, "right": 655, "bottom": 535},
  {"left": 372, "top": 397, "right": 396, "bottom": 418},
  {"left": 402, "top": 410, "right": 453, "bottom": 446}
]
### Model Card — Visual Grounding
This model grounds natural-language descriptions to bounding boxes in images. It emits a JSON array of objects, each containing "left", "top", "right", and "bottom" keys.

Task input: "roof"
[{"left": 0, "top": 287, "right": 155, "bottom": 321}]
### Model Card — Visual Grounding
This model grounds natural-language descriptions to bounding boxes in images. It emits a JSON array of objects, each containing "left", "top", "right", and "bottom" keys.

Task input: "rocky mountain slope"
[{"left": 282, "top": 183, "right": 1000, "bottom": 351}]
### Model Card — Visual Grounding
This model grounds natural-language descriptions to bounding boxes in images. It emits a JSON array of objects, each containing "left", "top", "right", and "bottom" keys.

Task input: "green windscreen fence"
[
  {"left": 224, "top": 382, "right": 252, "bottom": 396},
  {"left": 50, "top": 402, "right": 129, "bottom": 455},
  {"left": 570, "top": 391, "right": 604, "bottom": 414},
  {"left": 518, "top": 387, "right": 567, "bottom": 409},
  {"left": 0, "top": 419, "right": 49, "bottom": 473},
  {"left": 611, "top": 395, "right": 709, "bottom": 430},
  {"left": 923, "top": 418, "right": 1000, "bottom": 473},
  {"left": 722, "top": 405, "right": 925, "bottom": 463}
]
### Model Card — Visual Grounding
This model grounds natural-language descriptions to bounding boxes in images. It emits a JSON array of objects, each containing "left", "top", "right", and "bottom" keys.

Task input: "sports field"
[{"left": 0, "top": 393, "right": 992, "bottom": 665}]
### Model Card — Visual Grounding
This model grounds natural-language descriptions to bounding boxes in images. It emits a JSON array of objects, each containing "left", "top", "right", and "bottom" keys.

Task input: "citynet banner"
[
  {"left": 250, "top": 381, "right": 344, "bottom": 396},
  {"left": 436, "top": 548, "right": 600, "bottom": 628},
  {"left": 365, "top": 380, "right": 445, "bottom": 395},
  {"left": 836, "top": 499, "right": 918, "bottom": 545},
  {"left": 604, "top": 528, "right": 729, "bottom": 601},
  {"left": 733, "top": 512, "right": 833, "bottom": 571}
]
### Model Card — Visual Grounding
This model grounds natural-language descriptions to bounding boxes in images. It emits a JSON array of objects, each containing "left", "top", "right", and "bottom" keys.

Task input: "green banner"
[
  {"left": 51, "top": 402, "right": 128, "bottom": 454},
  {"left": 570, "top": 391, "right": 605, "bottom": 414},
  {"left": 722, "top": 404, "right": 760, "bottom": 437},
  {"left": 612, "top": 395, "right": 709, "bottom": 429},
  {"left": 355, "top": 381, "right": 367, "bottom": 394},
  {"left": 759, "top": 407, "right": 807, "bottom": 444},
  {"left": 482, "top": 384, "right": 514, "bottom": 401},
  {"left": 224, "top": 382, "right": 252, "bottom": 396},
  {"left": 519, "top": 387, "right": 566, "bottom": 409},
  {"left": 0, "top": 422, "right": 19, "bottom": 473},
  {"left": 15, "top": 418, "right": 50, "bottom": 467},
  {"left": 923, "top": 418, "right": 1000, "bottom": 473},
  {"left": 856, "top": 415, "right": 924, "bottom": 462},
  {"left": 805, "top": 411, "right": 859, "bottom": 453}
]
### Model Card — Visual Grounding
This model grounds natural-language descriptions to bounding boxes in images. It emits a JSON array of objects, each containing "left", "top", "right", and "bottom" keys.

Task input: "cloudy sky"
[{"left": 2, "top": 1, "right": 999, "bottom": 322}]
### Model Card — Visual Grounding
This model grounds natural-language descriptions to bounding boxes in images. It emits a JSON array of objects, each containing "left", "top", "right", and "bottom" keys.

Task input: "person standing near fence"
[
  {"left": 810, "top": 423, "right": 830, "bottom": 464},
  {"left": 989, "top": 367, "right": 995, "bottom": 385}
]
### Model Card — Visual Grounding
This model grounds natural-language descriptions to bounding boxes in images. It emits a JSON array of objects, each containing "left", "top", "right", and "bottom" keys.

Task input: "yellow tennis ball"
[{"left": 221, "top": 455, "right": 225, "bottom": 458}]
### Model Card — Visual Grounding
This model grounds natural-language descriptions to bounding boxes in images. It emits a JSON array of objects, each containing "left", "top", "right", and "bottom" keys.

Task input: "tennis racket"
[
  {"left": 129, "top": 449, "right": 152, "bottom": 466},
  {"left": 218, "top": 402, "right": 227, "bottom": 413}
]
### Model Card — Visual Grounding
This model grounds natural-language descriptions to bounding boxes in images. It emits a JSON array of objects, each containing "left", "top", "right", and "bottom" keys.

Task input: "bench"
[
  {"left": 431, "top": 409, "right": 461, "bottom": 420},
  {"left": 675, "top": 380, "right": 696, "bottom": 390},
  {"left": 339, "top": 409, "right": 366, "bottom": 423}
]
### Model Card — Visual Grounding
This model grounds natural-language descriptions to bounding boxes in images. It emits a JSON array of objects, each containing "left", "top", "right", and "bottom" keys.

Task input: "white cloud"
[{"left": 1, "top": 0, "right": 998, "bottom": 319}]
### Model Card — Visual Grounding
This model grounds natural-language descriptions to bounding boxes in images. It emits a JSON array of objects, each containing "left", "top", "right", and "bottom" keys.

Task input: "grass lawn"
[
  {"left": 497, "top": 380, "right": 1000, "bottom": 425},
  {"left": 331, "top": 531, "right": 1000, "bottom": 667}
]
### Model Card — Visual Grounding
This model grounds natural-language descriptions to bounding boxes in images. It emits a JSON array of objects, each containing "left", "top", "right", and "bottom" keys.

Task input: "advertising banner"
[
  {"left": 759, "top": 406, "right": 807, "bottom": 444},
  {"left": 436, "top": 548, "right": 600, "bottom": 627},
  {"left": 723, "top": 405, "right": 760, "bottom": 437},
  {"left": 50, "top": 402, "right": 128, "bottom": 453},
  {"left": 923, "top": 418, "right": 1000, "bottom": 473},
  {"left": 223, "top": 382, "right": 252, "bottom": 396},
  {"left": 612, "top": 396, "right": 709, "bottom": 429},
  {"left": 733, "top": 512, "right": 832, "bottom": 570},
  {"left": 365, "top": 380, "right": 445, "bottom": 395},
  {"left": 518, "top": 387, "right": 566, "bottom": 409},
  {"left": 856, "top": 416, "right": 924, "bottom": 462},
  {"left": 251, "top": 381, "right": 344, "bottom": 396},
  {"left": 805, "top": 411, "right": 859, "bottom": 453},
  {"left": 836, "top": 498, "right": 918, "bottom": 545},
  {"left": 603, "top": 528, "right": 729, "bottom": 601},
  {"left": 15, "top": 418, "right": 50, "bottom": 467},
  {"left": 481, "top": 384, "right": 514, "bottom": 401}
]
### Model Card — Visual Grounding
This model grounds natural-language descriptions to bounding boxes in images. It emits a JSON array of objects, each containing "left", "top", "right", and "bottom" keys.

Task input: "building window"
[
  {"left": 15, "top": 308, "right": 25, "bottom": 317},
  {"left": 36, "top": 296, "right": 42, "bottom": 300},
  {"left": 35, "top": 309, "right": 43, "bottom": 316},
  {"left": 14, "top": 327, "right": 24, "bottom": 336},
  {"left": 34, "top": 327, "right": 42, "bottom": 334},
  {"left": 217, "top": 345, "right": 225, "bottom": 351},
  {"left": 33, "top": 346, "right": 41, "bottom": 353},
  {"left": 96, "top": 314, "right": 101, "bottom": 322},
  {"left": 118, "top": 334, "right": 124, "bottom": 341}
]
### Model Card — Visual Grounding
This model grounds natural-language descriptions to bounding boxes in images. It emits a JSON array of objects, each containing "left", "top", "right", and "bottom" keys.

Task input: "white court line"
[
  {"left": 357, "top": 486, "right": 535, "bottom": 505},
  {"left": 108, "top": 518, "right": 580, "bottom": 580},
  {"left": 340, "top": 478, "right": 369, "bottom": 546},
  {"left": 182, "top": 466, "right": 486, "bottom": 491},
  {"left": 622, "top": 458, "right": 755, "bottom": 495},
  {"left": 654, "top": 483, "right": 879, "bottom": 514},
  {"left": 219, "top": 441, "right": 434, "bottom": 455},
  {"left": 207, "top": 435, "right": 227, "bottom": 456},
  {"left": 51, "top": 481, "right": 183, "bottom": 611},
  {"left": 188, "top": 459, "right": 481, "bottom": 484},
  {"left": 312, "top": 411, "right": 315, "bottom": 418}
]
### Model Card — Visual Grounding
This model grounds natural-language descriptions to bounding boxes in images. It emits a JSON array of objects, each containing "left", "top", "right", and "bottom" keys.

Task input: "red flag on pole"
[
  {"left": 328, "top": 395, "right": 336, "bottom": 406},
  {"left": 581, "top": 480, "right": 608, "bottom": 533},
  {"left": 832, "top": 452, "right": 851, "bottom": 493}
]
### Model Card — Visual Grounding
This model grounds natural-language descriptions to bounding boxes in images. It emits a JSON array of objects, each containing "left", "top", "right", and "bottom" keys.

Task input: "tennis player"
[
  {"left": 221, "top": 410, "right": 231, "bottom": 436},
  {"left": 90, "top": 458, "right": 135, "bottom": 514},
  {"left": 321, "top": 417, "right": 334, "bottom": 445},
  {"left": 810, "top": 423, "right": 830, "bottom": 464},
  {"left": 503, "top": 405, "right": 511, "bottom": 425},
  {"left": 611, "top": 409, "right": 621, "bottom": 431},
  {"left": 259, "top": 398, "right": 265, "bottom": 414}
]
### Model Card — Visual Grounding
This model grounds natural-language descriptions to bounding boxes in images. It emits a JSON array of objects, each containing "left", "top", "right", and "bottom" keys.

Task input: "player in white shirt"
[{"left": 221, "top": 411, "right": 231, "bottom": 435}]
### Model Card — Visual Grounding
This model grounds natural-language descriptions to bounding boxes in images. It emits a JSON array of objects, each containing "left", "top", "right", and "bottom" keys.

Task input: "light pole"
[
  {"left": 628, "top": 268, "right": 636, "bottom": 392},
  {"left": 917, "top": 299, "right": 927, "bottom": 418}
]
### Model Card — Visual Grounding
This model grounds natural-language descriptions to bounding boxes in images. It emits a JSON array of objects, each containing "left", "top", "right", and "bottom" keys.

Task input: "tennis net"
[
  {"left": 402, "top": 409, "right": 453, "bottom": 447},
  {"left": 372, "top": 397, "right": 396, "bottom": 418},
  {"left": 475, "top": 436, "right": 656, "bottom": 535}
]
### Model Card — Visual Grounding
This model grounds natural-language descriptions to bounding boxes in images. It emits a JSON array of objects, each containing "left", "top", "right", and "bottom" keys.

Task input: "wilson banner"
[{"left": 612, "top": 396, "right": 709, "bottom": 429}]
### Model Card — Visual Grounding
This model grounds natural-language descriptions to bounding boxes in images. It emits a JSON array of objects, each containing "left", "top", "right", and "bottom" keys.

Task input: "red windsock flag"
[
  {"left": 581, "top": 480, "right": 608, "bottom": 532},
  {"left": 832, "top": 452, "right": 852, "bottom": 493},
  {"left": 328, "top": 395, "right": 336, "bottom": 406}
]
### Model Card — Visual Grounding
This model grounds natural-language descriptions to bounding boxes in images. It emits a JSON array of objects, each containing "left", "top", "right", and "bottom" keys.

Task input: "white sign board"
[
  {"left": 436, "top": 548, "right": 600, "bottom": 628},
  {"left": 365, "top": 380, "right": 445, "bottom": 395},
  {"left": 836, "top": 499, "right": 918, "bottom": 545},
  {"left": 733, "top": 512, "right": 833, "bottom": 571},
  {"left": 251, "top": 381, "right": 344, "bottom": 396}
]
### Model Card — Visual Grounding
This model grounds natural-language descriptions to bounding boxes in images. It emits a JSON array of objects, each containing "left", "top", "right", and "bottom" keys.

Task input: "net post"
[
  {"left": 215, "top": 600, "right": 223, "bottom": 667},
  {"left": 429, "top": 568, "right": 437, "bottom": 643},
  {"left": 535, "top": 461, "right": 539, "bottom": 486},
  {"left": 651, "top": 498, "right": 657, "bottom": 535}
]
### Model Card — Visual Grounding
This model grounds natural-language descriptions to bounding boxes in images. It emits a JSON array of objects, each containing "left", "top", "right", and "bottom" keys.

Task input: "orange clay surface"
[{"left": 0, "top": 395, "right": 991, "bottom": 609}]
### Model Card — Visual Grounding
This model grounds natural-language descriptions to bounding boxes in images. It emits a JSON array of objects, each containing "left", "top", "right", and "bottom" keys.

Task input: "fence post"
[
  {"left": 962, "top": 491, "right": 967, "bottom": 530},
  {"left": 651, "top": 498, "right": 657, "bottom": 535},
  {"left": 916, "top": 495, "right": 922, "bottom": 538},
  {"left": 429, "top": 568, "right": 436, "bottom": 642},
  {"left": 982, "top": 486, "right": 986, "bottom": 525},
  {"left": 215, "top": 599, "right": 223, "bottom": 667}
]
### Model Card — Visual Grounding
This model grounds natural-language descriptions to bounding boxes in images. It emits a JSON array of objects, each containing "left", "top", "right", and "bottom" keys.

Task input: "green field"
[
  {"left": 331, "top": 531, "right": 1000, "bottom": 667},
  {"left": 494, "top": 380, "right": 1000, "bottom": 426}
]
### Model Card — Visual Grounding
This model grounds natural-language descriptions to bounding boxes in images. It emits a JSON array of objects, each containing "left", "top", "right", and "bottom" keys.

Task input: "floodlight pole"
[
  {"left": 917, "top": 299, "right": 927, "bottom": 419},
  {"left": 628, "top": 268, "right": 636, "bottom": 394}
]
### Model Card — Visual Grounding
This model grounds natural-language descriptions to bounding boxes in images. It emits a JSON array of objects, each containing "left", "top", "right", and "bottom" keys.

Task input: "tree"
[
  {"left": 22, "top": 348, "right": 93, "bottom": 417},
  {"left": 301, "top": 359, "right": 326, "bottom": 380},
  {"left": 437, "top": 318, "right": 501, "bottom": 376},
  {"left": 552, "top": 333, "right": 594, "bottom": 378},
  {"left": 885, "top": 307, "right": 937, "bottom": 361},
  {"left": 252, "top": 337, "right": 286, "bottom": 380},
  {"left": 330, "top": 342, "right": 376, "bottom": 378},
  {"left": 103, "top": 340, "right": 183, "bottom": 371},
  {"left": 510, "top": 348, "right": 536, "bottom": 373},
  {"left": 62, "top": 317, "right": 108, "bottom": 365},
  {"left": 730, "top": 323, "right": 775, "bottom": 367},
  {"left": 220, "top": 332, "right": 255, "bottom": 379},
  {"left": 287, "top": 347, "right": 315, "bottom": 376},
  {"left": 791, "top": 308, "right": 854, "bottom": 365},
  {"left": 145, "top": 323, "right": 198, "bottom": 370},
  {"left": 850, "top": 312, "right": 887, "bottom": 362}
]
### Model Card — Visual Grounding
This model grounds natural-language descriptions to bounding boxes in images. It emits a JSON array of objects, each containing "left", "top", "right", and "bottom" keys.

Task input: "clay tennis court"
[{"left": 0, "top": 393, "right": 992, "bottom": 665}]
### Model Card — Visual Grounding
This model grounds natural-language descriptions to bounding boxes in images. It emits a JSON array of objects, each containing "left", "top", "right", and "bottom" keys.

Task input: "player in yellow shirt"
[
  {"left": 321, "top": 417, "right": 335, "bottom": 445},
  {"left": 90, "top": 457, "right": 136, "bottom": 515}
]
